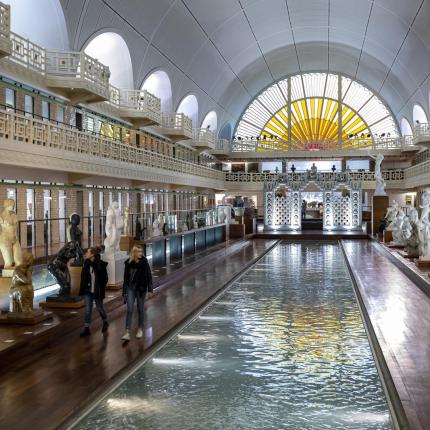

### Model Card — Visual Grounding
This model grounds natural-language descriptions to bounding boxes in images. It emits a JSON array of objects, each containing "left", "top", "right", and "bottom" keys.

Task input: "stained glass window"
[{"left": 235, "top": 73, "right": 398, "bottom": 152}]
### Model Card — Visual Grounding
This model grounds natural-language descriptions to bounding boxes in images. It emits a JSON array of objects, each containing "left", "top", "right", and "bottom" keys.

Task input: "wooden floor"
[
  {"left": 0, "top": 239, "right": 276, "bottom": 430},
  {"left": 342, "top": 240, "right": 430, "bottom": 430}
]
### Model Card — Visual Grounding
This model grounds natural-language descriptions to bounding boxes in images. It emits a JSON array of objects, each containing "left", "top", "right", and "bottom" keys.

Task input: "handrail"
[
  {"left": 0, "top": 108, "right": 224, "bottom": 181},
  {"left": 225, "top": 170, "right": 405, "bottom": 182}
]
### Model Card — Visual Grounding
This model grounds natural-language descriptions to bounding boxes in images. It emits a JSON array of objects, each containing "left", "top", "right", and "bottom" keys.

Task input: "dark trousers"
[
  {"left": 84, "top": 292, "right": 107, "bottom": 327},
  {"left": 125, "top": 287, "right": 145, "bottom": 329}
]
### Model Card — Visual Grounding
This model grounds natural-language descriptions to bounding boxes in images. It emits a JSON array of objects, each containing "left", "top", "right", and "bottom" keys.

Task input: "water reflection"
[{"left": 75, "top": 242, "right": 393, "bottom": 430}]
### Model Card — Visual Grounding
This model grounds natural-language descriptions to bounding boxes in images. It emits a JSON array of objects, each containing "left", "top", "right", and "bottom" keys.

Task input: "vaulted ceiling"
[{"left": 58, "top": 0, "right": 430, "bottom": 130}]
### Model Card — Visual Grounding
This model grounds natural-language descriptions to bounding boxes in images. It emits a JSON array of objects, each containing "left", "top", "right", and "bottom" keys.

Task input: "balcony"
[
  {"left": 118, "top": 89, "right": 161, "bottom": 127},
  {"left": 189, "top": 128, "right": 216, "bottom": 150},
  {"left": 159, "top": 113, "right": 193, "bottom": 141},
  {"left": 413, "top": 123, "right": 430, "bottom": 147},
  {"left": 0, "top": 2, "right": 11, "bottom": 58},
  {"left": 211, "top": 139, "right": 231, "bottom": 157},
  {"left": 45, "top": 50, "right": 110, "bottom": 104}
]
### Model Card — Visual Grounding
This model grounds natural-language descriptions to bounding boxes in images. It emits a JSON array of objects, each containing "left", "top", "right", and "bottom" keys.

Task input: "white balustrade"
[
  {"left": 119, "top": 89, "right": 161, "bottom": 126},
  {"left": 190, "top": 128, "right": 216, "bottom": 150},
  {"left": 45, "top": 50, "right": 110, "bottom": 102},
  {"left": 0, "top": 109, "right": 224, "bottom": 181},
  {"left": 225, "top": 170, "right": 405, "bottom": 183},
  {"left": 9, "top": 31, "right": 45, "bottom": 73},
  {"left": 160, "top": 113, "right": 193, "bottom": 141},
  {"left": 0, "top": 1, "right": 11, "bottom": 57},
  {"left": 413, "top": 123, "right": 430, "bottom": 146}
]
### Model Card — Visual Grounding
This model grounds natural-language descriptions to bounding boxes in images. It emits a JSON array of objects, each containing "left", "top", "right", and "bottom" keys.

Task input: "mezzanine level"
[
  {"left": 0, "top": 108, "right": 225, "bottom": 190},
  {"left": 217, "top": 135, "right": 420, "bottom": 159}
]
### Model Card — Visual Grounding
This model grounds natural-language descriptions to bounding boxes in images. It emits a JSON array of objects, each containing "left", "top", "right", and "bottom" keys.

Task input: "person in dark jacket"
[
  {"left": 79, "top": 247, "right": 109, "bottom": 337},
  {"left": 122, "top": 245, "right": 153, "bottom": 341}
]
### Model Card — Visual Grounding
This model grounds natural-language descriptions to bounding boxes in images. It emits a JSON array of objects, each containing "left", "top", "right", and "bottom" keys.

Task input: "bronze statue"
[
  {"left": 48, "top": 241, "right": 81, "bottom": 297},
  {"left": 66, "top": 213, "right": 83, "bottom": 265}
]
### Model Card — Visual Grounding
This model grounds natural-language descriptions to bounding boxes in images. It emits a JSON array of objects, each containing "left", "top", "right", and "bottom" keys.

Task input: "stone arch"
[
  {"left": 141, "top": 69, "right": 173, "bottom": 112},
  {"left": 177, "top": 94, "right": 198, "bottom": 127}
]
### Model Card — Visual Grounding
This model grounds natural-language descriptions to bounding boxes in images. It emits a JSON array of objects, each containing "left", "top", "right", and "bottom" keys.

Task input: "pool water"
[{"left": 75, "top": 241, "right": 393, "bottom": 430}]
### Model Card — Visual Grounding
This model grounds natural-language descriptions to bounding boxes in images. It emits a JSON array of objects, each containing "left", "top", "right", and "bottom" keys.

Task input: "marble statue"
[
  {"left": 387, "top": 209, "right": 406, "bottom": 244},
  {"left": 9, "top": 251, "right": 35, "bottom": 315},
  {"left": 385, "top": 200, "right": 400, "bottom": 224},
  {"left": 193, "top": 214, "right": 199, "bottom": 230},
  {"left": 48, "top": 241, "right": 82, "bottom": 297},
  {"left": 417, "top": 189, "right": 430, "bottom": 257},
  {"left": 123, "top": 206, "right": 130, "bottom": 236},
  {"left": 152, "top": 214, "right": 163, "bottom": 237},
  {"left": 369, "top": 152, "right": 386, "bottom": 196},
  {"left": 104, "top": 202, "right": 123, "bottom": 255},
  {"left": 404, "top": 208, "right": 420, "bottom": 257},
  {"left": 218, "top": 207, "right": 227, "bottom": 224},
  {"left": 0, "top": 199, "right": 22, "bottom": 271}
]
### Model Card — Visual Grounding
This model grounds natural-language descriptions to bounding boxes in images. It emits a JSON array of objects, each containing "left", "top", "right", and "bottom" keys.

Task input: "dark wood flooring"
[
  {"left": 0, "top": 239, "right": 276, "bottom": 430},
  {"left": 342, "top": 240, "right": 430, "bottom": 430}
]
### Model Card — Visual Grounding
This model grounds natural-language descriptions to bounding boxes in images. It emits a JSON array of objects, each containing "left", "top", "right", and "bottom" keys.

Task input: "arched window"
[
  {"left": 219, "top": 123, "right": 232, "bottom": 140},
  {"left": 201, "top": 111, "right": 218, "bottom": 131},
  {"left": 84, "top": 32, "right": 133, "bottom": 89},
  {"left": 413, "top": 104, "right": 428, "bottom": 125},
  {"left": 400, "top": 118, "right": 413, "bottom": 136},
  {"left": 141, "top": 70, "right": 172, "bottom": 112},
  {"left": 235, "top": 73, "right": 398, "bottom": 151},
  {"left": 177, "top": 94, "right": 198, "bottom": 127},
  {"left": 5, "top": 0, "right": 68, "bottom": 49}
]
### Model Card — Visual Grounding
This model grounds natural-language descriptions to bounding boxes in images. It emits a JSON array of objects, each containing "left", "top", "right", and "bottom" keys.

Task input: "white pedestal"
[
  {"left": 102, "top": 251, "right": 128, "bottom": 288},
  {"left": 1, "top": 268, "right": 14, "bottom": 278}
]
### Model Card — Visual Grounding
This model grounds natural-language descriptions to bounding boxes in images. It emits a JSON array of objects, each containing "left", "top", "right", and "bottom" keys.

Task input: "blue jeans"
[
  {"left": 84, "top": 293, "right": 107, "bottom": 327},
  {"left": 125, "top": 287, "right": 145, "bottom": 329}
]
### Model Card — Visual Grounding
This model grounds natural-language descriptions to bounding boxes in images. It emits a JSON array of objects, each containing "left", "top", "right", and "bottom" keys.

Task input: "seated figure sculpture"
[
  {"left": 152, "top": 214, "right": 163, "bottom": 237},
  {"left": 0, "top": 199, "right": 22, "bottom": 271},
  {"left": 48, "top": 241, "right": 82, "bottom": 297},
  {"left": 387, "top": 209, "right": 406, "bottom": 244},
  {"left": 9, "top": 251, "right": 35, "bottom": 315}
]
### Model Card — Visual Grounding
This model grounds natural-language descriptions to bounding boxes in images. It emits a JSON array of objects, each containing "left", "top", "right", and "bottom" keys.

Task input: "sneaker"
[
  {"left": 136, "top": 328, "right": 143, "bottom": 339},
  {"left": 80, "top": 327, "right": 90, "bottom": 337},
  {"left": 121, "top": 330, "right": 131, "bottom": 341},
  {"left": 102, "top": 321, "right": 109, "bottom": 333}
]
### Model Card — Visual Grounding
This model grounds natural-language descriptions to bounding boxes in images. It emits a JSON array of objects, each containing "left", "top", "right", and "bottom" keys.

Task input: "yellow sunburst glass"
[{"left": 260, "top": 98, "right": 371, "bottom": 152}]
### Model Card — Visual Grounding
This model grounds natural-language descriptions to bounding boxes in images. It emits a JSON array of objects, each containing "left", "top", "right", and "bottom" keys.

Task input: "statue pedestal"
[
  {"left": 40, "top": 294, "right": 84, "bottom": 309},
  {"left": 102, "top": 251, "right": 128, "bottom": 290},
  {"left": 398, "top": 250, "right": 417, "bottom": 259},
  {"left": 416, "top": 256, "right": 430, "bottom": 268},
  {"left": 69, "top": 265, "right": 82, "bottom": 296},
  {"left": 0, "top": 309, "right": 52, "bottom": 325},
  {"left": 1, "top": 268, "right": 15, "bottom": 278},
  {"left": 387, "top": 242, "right": 405, "bottom": 249},
  {"left": 372, "top": 196, "right": 389, "bottom": 237}
]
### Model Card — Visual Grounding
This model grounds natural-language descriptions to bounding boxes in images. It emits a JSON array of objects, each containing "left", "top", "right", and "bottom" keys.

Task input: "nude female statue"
[{"left": 0, "top": 199, "right": 22, "bottom": 270}]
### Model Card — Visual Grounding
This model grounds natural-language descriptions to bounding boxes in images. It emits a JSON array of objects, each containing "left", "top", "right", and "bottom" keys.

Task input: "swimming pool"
[{"left": 74, "top": 241, "right": 393, "bottom": 429}]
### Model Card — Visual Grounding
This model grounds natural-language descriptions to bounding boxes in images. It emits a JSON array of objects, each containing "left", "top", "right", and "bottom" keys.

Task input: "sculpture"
[
  {"left": 417, "top": 189, "right": 430, "bottom": 257},
  {"left": 134, "top": 215, "right": 143, "bottom": 240},
  {"left": 387, "top": 209, "right": 406, "bottom": 244},
  {"left": 48, "top": 241, "right": 81, "bottom": 297},
  {"left": 404, "top": 208, "right": 420, "bottom": 257},
  {"left": 9, "top": 251, "right": 35, "bottom": 315},
  {"left": 193, "top": 214, "right": 198, "bottom": 230},
  {"left": 123, "top": 206, "right": 130, "bottom": 236},
  {"left": 218, "top": 207, "right": 227, "bottom": 224},
  {"left": 385, "top": 200, "right": 400, "bottom": 224},
  {"left": 104, "top": 202, "right": 123, "bottom": 255},
  {"left": 369, "top": 152, "right": 386, "bottom": 196},
  {"left": 66, "top": 213, "right": 83, "bottom": 265},
  {"left": 0, "top": 199, "right": 22, "bottom": 270},
  {"left": 152, "top": 214, "right": 162, "bottom": 237}
]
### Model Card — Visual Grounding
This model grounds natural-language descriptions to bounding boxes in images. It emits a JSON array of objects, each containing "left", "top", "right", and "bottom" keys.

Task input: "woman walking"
[
  {"left": 122, "top": 245, "right": 153, "bottom": 341},
  {"left": 79, "top": 247, "right": 109, "bottom": 337}
]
